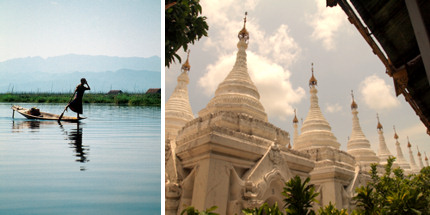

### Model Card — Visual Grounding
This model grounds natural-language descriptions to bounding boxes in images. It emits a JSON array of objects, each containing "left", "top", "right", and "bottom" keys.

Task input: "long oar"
[{"left": 58, "top": 92, "right": 76, "bottom": 121}]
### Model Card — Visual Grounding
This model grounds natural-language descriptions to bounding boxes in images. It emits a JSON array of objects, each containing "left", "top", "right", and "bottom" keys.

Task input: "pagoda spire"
[
  {"left": 376, "top": 114, "right": 392, "bottom": 165},
  {"left": 392, "top": 126, "right": 410, "bottom": 170},
  {"left": 198, "top": 12, "right": 268, "bottom": 121},
  {"left": 165, "top": 50, "right": 195, "bottom": 140},
  {"left": 407, "top": 136, "right": 419, "bottom": 172},
  {"left": 417, "top": 146, "right": 424, "bottom": 169},
  {"left": 292, "top": 109, "right": 299, "bottom": 146},
  {"left": 309, "top": 63, "right": 317, "bottom": 88},
  {"left": 350, "top": 90, "right": 358, "bottom": 110},
  {"left": 347, "top": 90, "right": 379, "bottom": 169},
  {"left": 425, "top": 152, "right": 429, "bottom": 167},
  {"left": 294, "top": 63, "right": 340, "bottom": 150}
]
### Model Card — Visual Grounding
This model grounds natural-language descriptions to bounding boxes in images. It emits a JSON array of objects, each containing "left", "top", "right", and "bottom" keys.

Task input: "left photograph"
[{"left": 0, "top": 1, "right": 161, "bottom": 214}]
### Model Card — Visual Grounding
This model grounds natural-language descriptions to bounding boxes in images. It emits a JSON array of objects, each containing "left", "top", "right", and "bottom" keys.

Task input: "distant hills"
[{"left": 0, "top": 55, "right": 160, "bottom": 93}]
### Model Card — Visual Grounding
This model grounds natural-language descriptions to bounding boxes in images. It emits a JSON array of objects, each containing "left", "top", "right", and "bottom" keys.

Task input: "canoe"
[{"left": 11, "top": 105, "right": 86, "bottom": 122}]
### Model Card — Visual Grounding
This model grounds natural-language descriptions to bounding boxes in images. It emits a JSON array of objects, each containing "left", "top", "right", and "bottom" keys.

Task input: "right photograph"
[{"left": 165, "top": 0, "right": 430, "bottom": 214}]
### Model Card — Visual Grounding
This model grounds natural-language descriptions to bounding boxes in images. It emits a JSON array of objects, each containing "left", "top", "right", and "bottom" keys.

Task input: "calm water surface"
[{"left": 0, "top": 103, "right": 161, "bottom": 214}]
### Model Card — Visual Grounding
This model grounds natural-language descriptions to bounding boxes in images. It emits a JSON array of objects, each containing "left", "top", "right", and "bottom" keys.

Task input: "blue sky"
[
  {"left": 166, "top": 0, "right": 430, "bottom": 162},
  {"left": 0, "top": 0, "right": 160, "bottom": 61}
]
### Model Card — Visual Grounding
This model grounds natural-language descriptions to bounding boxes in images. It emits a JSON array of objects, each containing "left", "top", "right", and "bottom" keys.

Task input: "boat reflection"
[{"left": 12, "top": 120, "right": 59, "bottom": 132}]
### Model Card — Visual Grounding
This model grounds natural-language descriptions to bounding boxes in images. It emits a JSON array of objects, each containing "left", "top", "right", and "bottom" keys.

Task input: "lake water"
[{"left": 0, "top": 103, "right": 161, "bottom": 214}]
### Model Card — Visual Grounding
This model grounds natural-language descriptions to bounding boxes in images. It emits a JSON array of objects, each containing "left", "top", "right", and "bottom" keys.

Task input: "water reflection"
[
  {"left": 3, "top": 104, "right": 161, "bottom": 213},
  {"left": 12, "top": 120, "right": 89, "bottom": 171},
  {"left": 61, "top": 123, "right": 89, "bottom": 171}
]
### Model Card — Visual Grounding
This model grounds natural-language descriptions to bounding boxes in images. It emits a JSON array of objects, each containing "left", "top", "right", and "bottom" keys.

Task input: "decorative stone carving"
[
  {"left": 165, "top": 181, "right": 182, "bottom": 215},
  {"left": 269, "top": 143, "right": 284, "bottom": 166}
]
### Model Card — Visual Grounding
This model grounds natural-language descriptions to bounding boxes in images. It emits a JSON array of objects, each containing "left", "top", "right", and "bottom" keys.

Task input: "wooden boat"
[{"left": 11, "top": 105, "right": 85, "bottom": 122}]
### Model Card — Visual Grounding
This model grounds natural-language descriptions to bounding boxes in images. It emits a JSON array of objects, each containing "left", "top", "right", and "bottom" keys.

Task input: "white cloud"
[
  {"left": 400, "top": 123, "right": 428, "bottom": 138},
  {"left": 201, "top": 1, "right": 258, "bottom": 53},
  {"left": 360, "top": 75, "right": 400, "bottom": 110},
  {"left": 254, "top": 24, "right": 300, "bottom": 68},
  {"left": 198, "top": 51, "right": 305, "bottom": 120},
  {"left": 326, "top": 103, "right": 342, "bottom": 113},
  {"left": 307, "top": 0, "right": 346, "bottom": 50},
  {"left": 201, "top": 1, "right": 301, "bottom": 67},
  {"left": 198, "top": 53, "right": 234, "bottom": 96}
]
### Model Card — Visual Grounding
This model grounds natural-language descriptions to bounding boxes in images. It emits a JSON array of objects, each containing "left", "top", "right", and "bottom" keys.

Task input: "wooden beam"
[
  {"left": 405, "top": 0, "right": 430, "bottom": 84},
  {"left": 331, "top": 0, "right": 430, "bottom": 135}
]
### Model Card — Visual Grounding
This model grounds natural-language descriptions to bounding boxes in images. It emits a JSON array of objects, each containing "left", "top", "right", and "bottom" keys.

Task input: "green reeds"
[{"left": 0, "top": 92, "right": 160, "bottom": 106}]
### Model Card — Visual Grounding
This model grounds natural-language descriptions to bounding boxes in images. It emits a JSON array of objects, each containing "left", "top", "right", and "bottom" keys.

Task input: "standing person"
[{"left": 66, "top": 78, "right": 91, "bottom": 119}]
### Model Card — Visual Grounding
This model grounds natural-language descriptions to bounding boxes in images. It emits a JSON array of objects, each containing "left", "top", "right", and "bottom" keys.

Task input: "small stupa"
[
  {"left": 165, "top": 50, "right": 196, "bottom": 214},
  {"left": 292, "top": 109, "right": 299, "bottom": 146},
  {"left": 346, "top": 91, "right": 379, "bottom": 171},
  {"left": 407, "top": 137, "right": 419, "bottom": 172},
  {"left": 293, "top": 64, "right": 340, "bottom": 150},
  {"left": 392, "top": 126, "right": 411, "bottom": 170},
  {"left": 376, "top": 114, "right": 392, "bottom": 165},
  {"left": 425, "top": 152, "right": 429, "bottom": 167},
  {"left": 417, "top": 146, "right": 424, "bottom": 169},
  {"left": 165, "top": 50, "right": 195, "bottom": 140}
]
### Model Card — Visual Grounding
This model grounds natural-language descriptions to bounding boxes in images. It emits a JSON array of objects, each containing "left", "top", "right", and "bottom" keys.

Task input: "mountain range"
[{"left": 0, "top": 55, "right": 160, "bottom": 93}]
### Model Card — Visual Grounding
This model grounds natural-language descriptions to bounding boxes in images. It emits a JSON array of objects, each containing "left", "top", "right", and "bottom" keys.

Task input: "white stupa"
[
  {"left": 165, "top": 51, "right": 196, "bottom": 214},
  {"left": 198, "top": 16, "right": 268, "bottom": 122},
  {"left": 425, "top": 152, "right": 429, "bottom": 167},
  {"left": 347, "top": 91, "right": 379, "bottom": 170},
  {"left": 165, "top": 51, "right": 195, "bottom": 140},
  {"left": 292, "top": 109, "right": 299, "bottom": 146},
  {"left": 417, "top": 146, "right": 424, "bottom": 170},
  {"left": 392, "top": 126, "right": 411, "bottom": 170},
  {"left": 376, "top": 114, "right": 393, "bottom": 165},
  {"left": 407, "top": 137, "right": 419, "bottom": 173},
  {"left": 293, "top": 65, "right": 340, "bottom": 150}
]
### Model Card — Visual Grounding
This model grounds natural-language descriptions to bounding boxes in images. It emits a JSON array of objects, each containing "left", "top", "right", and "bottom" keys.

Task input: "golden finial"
[
  {"left": 425, "top": 152, "right": 428, "bottom": 161},
  {"left": 351, "top": 90, "right": 358, "bottom": 110},
  {"left": 244, "top": 12, "right": 247, "bottom": 27},
  {"left": 376, "top": 113, "right": 383, "bottom": 130},
  {"left": 287, "top": 142, "right": 292, "bottom": 149},
  {"left": 417, "top": 146, "right": 421, "bottom": 156},
  {"left": 238, "top": 12, "right": 249, "bottom": 41},
  {"left": 181, "top": 50, "right": 191, "bottom": 72},
  {"left": 309, "top": 63, "right": 317, "bottom": 87},
  {"left": 393, "top": 125, "right": 399, "bottom": 140},
  {"left": 407, "top": 136, "right": 411, "bottom": 148},
  {"left": 293, "top": 109, "right": 298, "bottom": 124}
]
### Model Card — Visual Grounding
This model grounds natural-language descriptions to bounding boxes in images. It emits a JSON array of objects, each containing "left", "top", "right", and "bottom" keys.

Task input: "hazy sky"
[
  {"left": 166, "top": 0, "right": 430, "bottom": 163},
  {"left": 0, "top": 0, "right": 160, "bottom": 62}
]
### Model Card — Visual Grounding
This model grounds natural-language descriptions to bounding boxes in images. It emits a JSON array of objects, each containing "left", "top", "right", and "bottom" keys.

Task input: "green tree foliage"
[
  {"left": 242, "top": 202, "right": 284, "bottom": 215},
  {"left": 282, "top": 176, "right": 319, "bottom": 215},
  {"left": 165, "top": 0, "right": 208, "bottom": 67},
  {"left": 318, "top": 202, "right": 348, "bottom": 215},
  {"left": 180, "top": 205, "right": 218, "bottom": 215},
  {"left": 179, "top": 164, "right": 430, "bottom": 215},
  {"left": 353, "top": 157, "right": 430, "bottom": 215}
]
